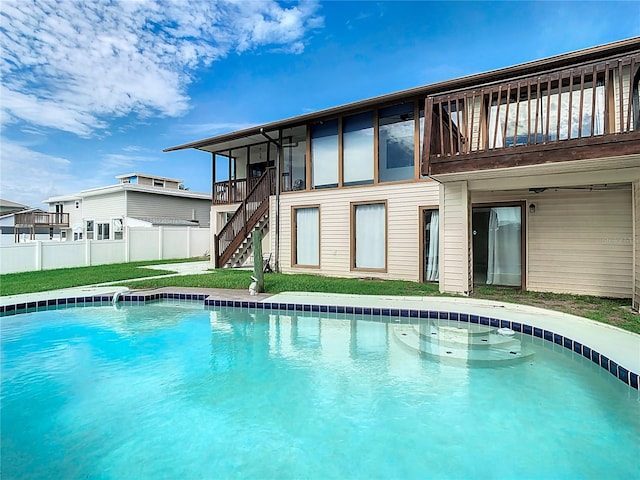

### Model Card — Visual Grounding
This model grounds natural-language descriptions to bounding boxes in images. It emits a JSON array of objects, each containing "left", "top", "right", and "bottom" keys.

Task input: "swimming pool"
[{"left": 2, "top": 301, "right": 639, "bottom": 479}]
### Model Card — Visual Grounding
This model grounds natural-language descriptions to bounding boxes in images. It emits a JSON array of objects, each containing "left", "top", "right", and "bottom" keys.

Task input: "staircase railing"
[{"left": 214, "top": 167, "right": 275, "bottom": 268}]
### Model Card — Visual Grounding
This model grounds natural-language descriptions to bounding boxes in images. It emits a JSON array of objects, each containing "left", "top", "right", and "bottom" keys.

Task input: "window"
[
  {"left": 423, "top": 209, "right": 439, "bottom": 282},
  {"left": 343, "top": 112, "right": 374, "bottom": 185},
  {"left": 74, "top": 232, "right": 83, "bottom": 241},
  {"left": 293, "top": 206, "right": 319, "bottom": 267},
  {"left": 352, "top": 202, "right": 386, "bottom": 270},
  {"left": 282, "top": 126, "right": 307, "bottom": 192},
  {"left": 153, "top": 179, "right": 164, "bottom": 187},
  {"left": 311, "top": 120, "right": 338, "bottom": 188},
  {"left": 86, "top": 220, "right": 94, "bottom": 240},
  {"left": 113, "top": 218, "right": 123, "bottom": 240},
  {"left": 378, "top": 103, "right": 415, "bottom": 182},
  {"left": 97, "top": 222, "right": 110, "bottom": 240}
]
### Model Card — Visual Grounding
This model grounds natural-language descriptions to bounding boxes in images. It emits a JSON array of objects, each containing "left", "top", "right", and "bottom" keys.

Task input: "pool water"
[{"left": 2, "top": 303, "right": 639, "bottom": 479}]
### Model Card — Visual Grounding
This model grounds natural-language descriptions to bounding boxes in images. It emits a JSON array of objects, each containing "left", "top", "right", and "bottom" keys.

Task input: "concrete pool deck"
[{"left": 1, "top": 260, "right": 638, "bottom": 387}]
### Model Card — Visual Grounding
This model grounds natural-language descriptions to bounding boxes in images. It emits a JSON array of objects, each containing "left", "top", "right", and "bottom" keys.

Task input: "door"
[{"left": 472, "top": 204, "right": 523, "bottom": 287}]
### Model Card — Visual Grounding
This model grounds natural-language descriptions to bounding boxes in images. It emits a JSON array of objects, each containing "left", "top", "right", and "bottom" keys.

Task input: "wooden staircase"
[{"left": 214, "top": 167, "right": 275, "bottom": 268}]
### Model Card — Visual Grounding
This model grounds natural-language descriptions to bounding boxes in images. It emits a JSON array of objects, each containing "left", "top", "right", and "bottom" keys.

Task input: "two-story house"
[
  {"left": 43, "top": 173, "right": 211, "bottom": 241},
  {"left": 165, "top": 38, "right": 640, "bottom": 309}
]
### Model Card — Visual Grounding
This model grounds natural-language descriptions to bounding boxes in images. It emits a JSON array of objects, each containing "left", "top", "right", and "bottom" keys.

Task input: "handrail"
[
  {"left": 214, "top": 167, "right": 275, "bottom": 267},
  {"left": 423, "top": 52, "right": 639, "bottom": 174},
  {"left": 14, "top": 212, "right": 70, "bottom": 227}
]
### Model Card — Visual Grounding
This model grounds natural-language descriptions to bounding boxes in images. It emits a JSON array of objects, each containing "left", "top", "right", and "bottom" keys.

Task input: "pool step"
[{"left": 393, "top": 321, "right": 535, "bottom": 365}]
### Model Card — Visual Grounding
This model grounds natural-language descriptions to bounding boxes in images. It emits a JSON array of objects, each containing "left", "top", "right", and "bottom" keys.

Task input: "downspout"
[{"left": 260, "top": 128, "right": 281, "bottom": 273}]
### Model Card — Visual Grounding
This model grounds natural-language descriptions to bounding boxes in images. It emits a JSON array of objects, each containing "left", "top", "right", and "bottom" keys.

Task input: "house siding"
[
  {"left": 440, "top": 181, "right": 471, "bottom": 295},
  {"left": 82, "top": 193, "right": 125, "bottom": 223},
  {"left": 275, "top": 181, "right": 440, "bottom": 280},
  {"left": 472, "top": 188, "right": 632, "bottom": 298},
  {"left": 634, "top": 180, "right": 640, "bottom": 310},
  {"left": 127, "top": 191, "right": 211, "bottom": 227}
]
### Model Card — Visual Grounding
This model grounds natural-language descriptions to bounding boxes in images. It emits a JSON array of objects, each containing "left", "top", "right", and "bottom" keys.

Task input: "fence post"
[
  {"left": 85, "top": 239, "right": 91, "bottom": 266},
  {"left": 158, "top": 226, "right": 164, "bottom": 260},
  {"left": 35, "top": 241, "right": 42, "bottom": 271},
  {"left": 124, "top": 226, "right": 130, "bottom": 263},
  {"left": 187, "top": 227, "right": 191, "bottom": 258}
]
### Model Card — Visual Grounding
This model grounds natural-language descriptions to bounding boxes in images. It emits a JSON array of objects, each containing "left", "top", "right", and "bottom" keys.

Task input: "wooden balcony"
[
  {"left": 14, "top": 212, "right": 69, "bottom": 228},
  {"left": 423, "top": 51, "right": 640, "bottom": 176}
]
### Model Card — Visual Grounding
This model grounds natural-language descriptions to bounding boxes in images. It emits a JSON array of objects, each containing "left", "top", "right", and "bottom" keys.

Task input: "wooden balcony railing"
[
  {"left": 213, "top": 176, "right": 264, "bottom": 205},
  {"left": 14, "top": 212, "right": 70, "bottom": 228},
  {"left": 423, "top": 52, "right": 640, "bottom": 175},
  {"left": 214, "top": 167, "right": 275, "bottom": 267}
]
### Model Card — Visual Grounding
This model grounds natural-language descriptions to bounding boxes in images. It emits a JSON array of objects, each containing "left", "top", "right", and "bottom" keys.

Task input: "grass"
[
  {"left": 0, "top": 258, "right": 204, "bottom": 296},
  {"left": 1, "top": 261, "right": 637, "bottom": 334}
]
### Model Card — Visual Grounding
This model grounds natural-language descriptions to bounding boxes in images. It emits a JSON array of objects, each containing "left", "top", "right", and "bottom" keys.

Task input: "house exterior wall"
[
  {"left": 471, "top": 188, "right": 633, "bottom": 298},
  {"left": 273, "top": 181, "right": 440, "bottom": 280},
  {"left": 440, "top": 181, "right": 471, "bottom": 295},
  {"left": 83, "top": 193, "right": 126, "bottom": 222},
  {"left": 634, "top": 180, "right": 640, "bottom": 310},
  {"left": 126, "top": 191, "right": 211, "bottom": 227}
]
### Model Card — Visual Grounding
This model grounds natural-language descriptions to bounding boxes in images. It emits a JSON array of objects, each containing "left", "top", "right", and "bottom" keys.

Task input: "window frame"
[
  {"left": 419, "top": 206, "right": 440, "bottom": 283},
  {"left": 350, "top": 200, "right": 388, "bottom": 273},
  {"left": 291, "top": 205, "right": 321, "bottom": 268}
]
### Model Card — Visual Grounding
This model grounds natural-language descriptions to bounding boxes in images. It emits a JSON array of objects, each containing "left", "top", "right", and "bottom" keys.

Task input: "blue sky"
[{"left": 1, "top": 0, "right": 638, "bottom": 207}]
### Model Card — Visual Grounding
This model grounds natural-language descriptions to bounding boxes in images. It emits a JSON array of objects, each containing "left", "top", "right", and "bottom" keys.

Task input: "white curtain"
[
  {"left": 355, "top": 204, "right": 385, "bottom": 269},
  {"left": 486, "top": 207, "right": 521, "bottom": 286},
  {"left": 426, "top": 210, "right": 439, "bottom": 281},
  {"left": 296, "top": 207, "right": 319, "bottom": 266}
]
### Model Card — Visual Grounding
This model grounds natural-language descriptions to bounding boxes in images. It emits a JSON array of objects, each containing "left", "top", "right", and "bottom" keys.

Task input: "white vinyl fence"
[{"left": 0, "top": 226, "right": 210, "bottom": 274}]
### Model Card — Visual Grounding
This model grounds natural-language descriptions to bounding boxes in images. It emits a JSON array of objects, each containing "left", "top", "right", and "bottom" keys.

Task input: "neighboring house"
[
  {"left": 0, "top": 199, "right": 29, "bottom": 216},
  {"left": 0, "top": 207, "right": 54, "bottom": 245},
  {"left": 165, "top": 38, "right": 640, "bottom": 309},
  {"left": 42, "top": 173, "right": 211, "bottom": 242}
]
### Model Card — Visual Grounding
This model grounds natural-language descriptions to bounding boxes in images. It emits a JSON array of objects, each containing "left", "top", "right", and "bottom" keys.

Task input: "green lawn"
[
  {"left": 0, "top": 258, "right": 201, "bottom": 296},
  {"left": 1, "top": 261, "right": 638, "bottom": 334}
]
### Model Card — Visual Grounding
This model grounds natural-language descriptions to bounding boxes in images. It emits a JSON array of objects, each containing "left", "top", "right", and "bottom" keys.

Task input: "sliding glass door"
[{"left": 472, "top": 204, "right": 523, "bottom": 287}]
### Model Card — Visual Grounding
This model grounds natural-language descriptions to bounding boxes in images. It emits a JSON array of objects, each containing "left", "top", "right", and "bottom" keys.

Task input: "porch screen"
[
  {"left": 354, "top": 203, "right": 385, "bottom": 269},
  {"left": 295, "top": 207, "right": 319, "bottom": 266}
]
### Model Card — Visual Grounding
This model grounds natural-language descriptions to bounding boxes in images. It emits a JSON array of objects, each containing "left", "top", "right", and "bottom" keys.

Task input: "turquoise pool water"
[{"left": 2, "top": 302, "right": 639, "bottom": 479}]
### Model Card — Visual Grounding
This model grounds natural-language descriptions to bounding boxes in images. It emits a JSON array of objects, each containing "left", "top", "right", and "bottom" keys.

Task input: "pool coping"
[{"left": 1, "top": 287, "right": 638, "bottom": 390}]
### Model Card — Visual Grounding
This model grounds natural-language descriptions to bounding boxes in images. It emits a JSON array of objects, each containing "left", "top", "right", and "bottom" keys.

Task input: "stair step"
[{"left": 393, "top": 324, "right": 535, "bottom": 365}]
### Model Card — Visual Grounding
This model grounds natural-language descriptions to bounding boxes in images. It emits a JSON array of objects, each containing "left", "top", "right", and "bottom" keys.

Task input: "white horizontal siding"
[
  {"left": 127, "top": 191, "right": 211, "bottom": 227},
  {"left": 440, "top": 181, "right": 470, "bottom": 294},
  {"left": 472, "top": 187, "right": 632, "bottom": 298},
  {"left": 277, "top": 181, "right": 439, "bottom": 281},
  {"left": 83, "top": 193, "right": 126, "bottom": 222}
]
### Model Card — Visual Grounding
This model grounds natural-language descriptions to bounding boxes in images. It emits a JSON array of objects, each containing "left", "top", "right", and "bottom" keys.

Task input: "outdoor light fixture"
[{"left": 529, "top": 203, "right": 536, "bottom": 214}]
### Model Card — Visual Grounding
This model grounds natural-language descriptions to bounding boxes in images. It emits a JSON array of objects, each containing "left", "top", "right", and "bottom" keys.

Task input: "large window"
[
  {"left": 343, "top": 112, "right": 374, "bottom": 185},
  {"left": 352, "top": 202, "right": 386, "bottom": 271},
  {"left": 311, "top": 120, "right": 339, "bottom": 188},
  {"left": 293, "top": 206, "right": 319, "bottom": 267},
  {"left": 282, "top": 125, "right": 307, "bottom": 191},
  {"left": 378, "top": 103, "right": 415, "bottom": 182}
]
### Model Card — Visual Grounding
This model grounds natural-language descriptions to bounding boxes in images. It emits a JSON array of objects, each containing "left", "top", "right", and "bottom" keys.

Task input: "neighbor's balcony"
[
  {"left": 14, "top": 212, "right": 70, "bottom": 228},
  {"left": 423, "top": 51, "right": 640, "bottom": 176}
]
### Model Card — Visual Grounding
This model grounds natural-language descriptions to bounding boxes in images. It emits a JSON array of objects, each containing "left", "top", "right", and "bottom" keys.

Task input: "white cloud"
[
  {"left": 0, "top": 0, "right": 323, "bottom": 137},
  {"left": 0, "top": 138, "right": 78, "bottom": 207}
]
